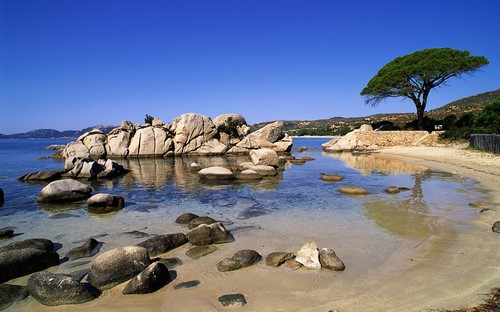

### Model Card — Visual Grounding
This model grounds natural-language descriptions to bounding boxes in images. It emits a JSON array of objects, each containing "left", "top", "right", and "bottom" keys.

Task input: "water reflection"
[{"left": 323, "top": 152, "right": 428, "bottom": 175}]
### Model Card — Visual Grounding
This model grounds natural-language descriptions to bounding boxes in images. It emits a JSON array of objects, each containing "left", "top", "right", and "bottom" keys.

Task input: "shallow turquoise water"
[{"left": 0, "top": 138, "right": 490, "bottom": 254}]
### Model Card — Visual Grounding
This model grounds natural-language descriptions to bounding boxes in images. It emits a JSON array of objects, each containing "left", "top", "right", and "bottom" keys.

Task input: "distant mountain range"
[
  {"left": 1, "top": 89, "right": 498, "bottom": 139},
  {"left": 0, "top": 125, "right": 116, "bottom": 140}
]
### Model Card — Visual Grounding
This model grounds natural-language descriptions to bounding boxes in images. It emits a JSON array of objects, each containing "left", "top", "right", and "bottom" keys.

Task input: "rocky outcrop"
[
  {"left": 171, "top": 113, "right": 217, "bottom": 155},
  {"left": 37, "top": 179, "right": 93, "bottom": 203},
  {"left": 61, "top": 113, "right": 292, "bottom": 159},
  {"left": 28, "top": 271, "right": 96, "bottom": 306},
  {"left": 228, "top": 121, "right": 293, "bottom": 153},
  {"left": 0, "top": 239, "right": 60, "bottom": 283},
  {"left": 322, "top": 125, "right": 438, "bottom": 152},
  {"left": 61, "top": 158, "right": 128, "bottom": 180},
  {"left": 87, "top": 246, "right": 151, "bottom": 291}
]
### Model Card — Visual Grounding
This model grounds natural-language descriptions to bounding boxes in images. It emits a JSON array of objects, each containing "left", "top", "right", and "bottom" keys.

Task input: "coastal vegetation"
[{"left": 360, "top": 48, "right": 489, "bottom": 130}]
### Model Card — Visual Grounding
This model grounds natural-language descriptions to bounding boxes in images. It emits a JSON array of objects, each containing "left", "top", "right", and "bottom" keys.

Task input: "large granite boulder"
[
  {"left": 122, "top": 262, "right": 170, "bottom": 294},
  {"left": 0, "top": 284, "right": 29, "bottom": 310},
  {"left": 106, "top": 120, "right": 135, "bottom": 157},
  {"left": 128, "top": 126, "right": 172, "bottom": 156},
  {"left": 87, "top": 193, "right": 125, "bottom": 214},
  {"left": 170, "top": 113, "right": 217, "bottom": 155},
  {"left": 37, "top": 179, "right": 92, "bottom": 203},
  {"left": 63, "top": 142, "right": 90, "bottom": 169},
  {"left": 28, "top": 271, "right": 96, "bottom": 306},
  {"left": 136, "top": 233, "right": 188, "bottom": 257},
  {"left": 230, "top": 121, "right": 293, "bottom": 153},
  {"left": 79, "top": 128, "right": 107, "bottom": 158},
  {"left": 213, "top": 114, "right": 250, "bottom": 145},
  {"left": 87, "top": 246, "right": 151, "bottom": 291},
  {"left": 63, "top": 158, "right": 128, "bottom": 180},
  {"left": 96, "top": 159, "right": 129, "bottom": 179},
  {"left": 250, "top": 148, "right": 279, "bottom": 166},
  {"left": 0, "top": 238, "right": 59, "bottom": 283},
  {"left": 216, "top": 249, "right": 261, "bottom": 272},
  {"left": 186, "top": 222, "right": 231, "bottom": 246}
]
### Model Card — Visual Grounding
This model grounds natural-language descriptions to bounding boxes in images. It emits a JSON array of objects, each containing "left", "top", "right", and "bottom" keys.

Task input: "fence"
[{"left": 470, "top": 134, "right": 500, "bottom": 154}]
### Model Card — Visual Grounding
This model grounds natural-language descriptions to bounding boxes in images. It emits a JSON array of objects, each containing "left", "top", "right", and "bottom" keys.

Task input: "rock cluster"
[{"left": 62, "top": 114, "right": 293, "bottom": 159}]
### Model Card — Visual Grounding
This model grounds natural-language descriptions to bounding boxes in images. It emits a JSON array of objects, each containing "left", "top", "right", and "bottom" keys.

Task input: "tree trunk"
[{"left": 417, "top": 107, "right": 424, "bottom": 130}]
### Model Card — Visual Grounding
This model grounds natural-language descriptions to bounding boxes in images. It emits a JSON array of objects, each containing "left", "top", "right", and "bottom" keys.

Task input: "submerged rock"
[
  {"left": 218, "top": 293, "right": 247, "bottom": 307},
  {"left": 175, "top": 212, "right": 200, "bottom": 225},
  {"left": 492, "top": 221, "right": 500, "bottom": 233},
  {"left": 338, "top": 186, "right": 368, "bottom": 196},
  {"left": 320, "top": 174, "right": 344, "bottom": 182},
  {"left": 384, "top": 186, "right": 400, "bottom": 194},
  {"left": 87, "top": 194, "right": 125, "bottom": 214},
  {"left": 28, "top": 271, "right": 96, "bottom": 306},
  {"left": 66, "top": 238, "right": 101, "bottom": 260},
  {"left": 174, "top": 280, "right": 200, "bottom": 289},
  {"left": 185, "top": 245, "right": 218, "bottom": 259},
  {"left": 0, "top": 284, "right": 29, "bottom": 310}
]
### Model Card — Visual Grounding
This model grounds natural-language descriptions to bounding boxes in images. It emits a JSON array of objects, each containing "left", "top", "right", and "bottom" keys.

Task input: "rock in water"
[
  {"left": 87, "top": 246, "right": 151, "bottom": 291},
  {"left": 122, "top": 262, "right": 170, "bottom": 294},
  {"left": 0, "top": 284, "right": 29, "bottom": 310},
  {"left": 320, "top": 174, "right": 344, "bottom": 182},
  {"left": 0, "top": 238, "right": 59, "bottom": 283},
  {"left": 384, "top": 186, "right": 400, "bottom": 194},
  {"left": 266, "top": 252, "right": 295, "bottom": 267},
  {"left": 185, "top": 245, "right": 218, "bottom": 260},
  {"left": 216, "top": 249, "right": 261, "bottom": 272},
  {"left": 175, "top": 212, "right": 200, "bottom": 225},
  {"left": 37, "top": 179, "right": 93, "bottom": 203},
  {"left": 0, "top": 229, "right": 14, "bottom": 238},
  {"left": 492, "top": 221, "right": 500, "bottom": 233},
  {"left": 295, "top": 241, "right": 321, "bottom": 270},
  {"left": 174, "top": 280, "right": 200, "bottom": 289},
  {"left": 66, "top": 238, "right": 101, "bottom": 260},
  {"left": 319, "top": 248, "right": 345, "bottom": 271},
  {"left": 249, "top": 148, "right": 279, "bottom": 166},
  {"left": 198, "top": 166, "right": 235, "bottom": 180},
  {"left": 219, "top": 294, "right": 247, "bottom": 307},
  {"left": 186, "top": 222, "right": 231, "bottom": 246},
  {"left": 187, "top": 216, "right": 217, "bottom": 229},
  {"left": 87, "top": 194, "right": 125, "bottom": 213},
  {"left": 28, "top": 271, "right": 96, "bottom": 306},
  {"left": 136, "top": 233, "right": 188, "bottom": 257},
  {"left": 338, "top": 186, "right": 368, "bottom": 196}
]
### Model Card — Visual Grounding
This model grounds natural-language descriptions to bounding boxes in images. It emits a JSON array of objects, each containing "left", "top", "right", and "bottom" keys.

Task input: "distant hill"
[
  {"left": 252, "top": 89, "right": 500, "bottom": 135},
  {"left": 0, "top": 125, "right": 116, "bottom": 139}
]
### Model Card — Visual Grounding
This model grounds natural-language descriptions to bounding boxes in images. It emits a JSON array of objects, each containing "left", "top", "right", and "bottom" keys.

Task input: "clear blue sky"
[{"left": 1, "top": 0, "right": 499, "bottom": 134}]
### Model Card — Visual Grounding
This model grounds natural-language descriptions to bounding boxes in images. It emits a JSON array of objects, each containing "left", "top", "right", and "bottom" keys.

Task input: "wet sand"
[{"left": 5, "top": 145, "right": 500, "bottom": 312}]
